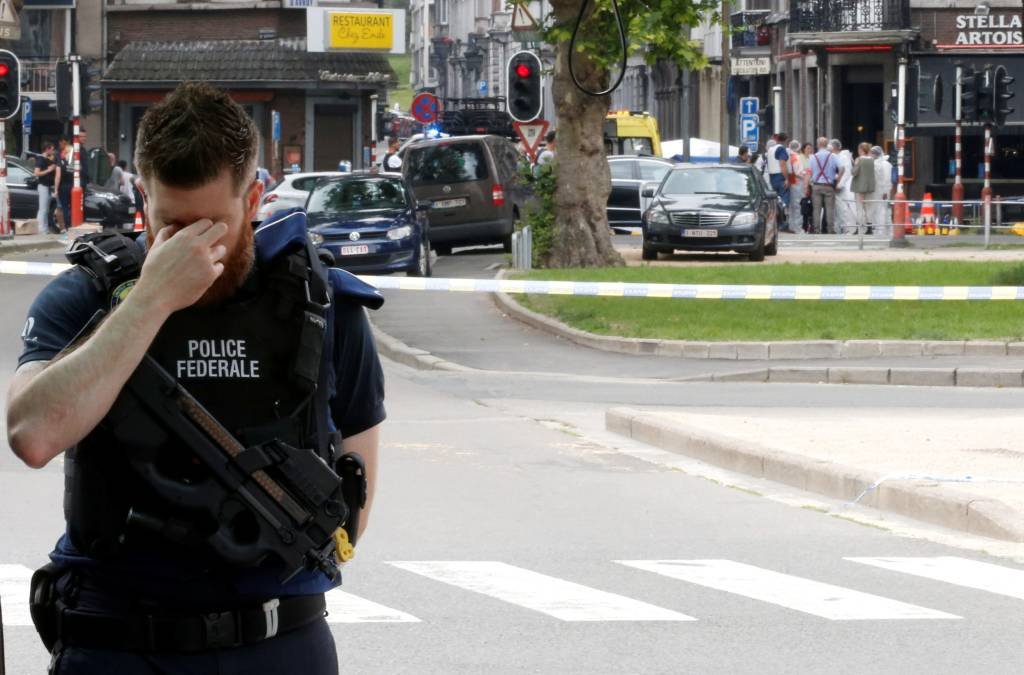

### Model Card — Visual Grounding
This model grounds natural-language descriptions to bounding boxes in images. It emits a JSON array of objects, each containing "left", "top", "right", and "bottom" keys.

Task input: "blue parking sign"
[
  {"left": 740, "top": 97, "right": 759, "bottom": 116},
  {"left": 740, "top": 113, "right": 759, "bottom": 152}
]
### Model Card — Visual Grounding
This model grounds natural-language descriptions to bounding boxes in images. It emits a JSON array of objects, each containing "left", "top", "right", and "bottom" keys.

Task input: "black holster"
[
  {"left": 336, "top": 452, "right": 367, "bottom": 545},
  {"left": 29, "top": 562, "right": 66, "bottom": 653}
]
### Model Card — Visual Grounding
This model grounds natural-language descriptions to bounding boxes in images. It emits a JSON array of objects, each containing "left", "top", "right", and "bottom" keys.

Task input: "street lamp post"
[{"left": 891, "top": 57, "right": 908, "bottom": 246}]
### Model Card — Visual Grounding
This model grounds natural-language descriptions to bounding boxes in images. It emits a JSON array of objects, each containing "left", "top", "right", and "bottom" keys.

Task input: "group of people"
[
  {"left": 742, "top": 134, "right": 895, "bottom": 235},
  {"left": 32, "top": 133, "right": 92, "bottom": 234}
]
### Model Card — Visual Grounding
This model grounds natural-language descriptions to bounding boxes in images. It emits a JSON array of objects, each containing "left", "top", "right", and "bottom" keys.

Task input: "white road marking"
[
  {"left": 846, "top": 556, "right": 1024, "bottom": 601},
  {"left": 324, "top": 589, "right": 421, "bottom": 623},
  {"left": 0, "top": 564, "right": 35, "bottom": 626},
  {"left": 617, "top": 560, "right": 960, "bottom": 621},
  {"left": 388, "top": 561, "right": 694, "bottom": 622}
]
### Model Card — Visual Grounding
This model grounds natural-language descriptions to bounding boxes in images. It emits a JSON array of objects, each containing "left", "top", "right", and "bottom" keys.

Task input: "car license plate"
[
  {"left": 682, "top": 229, "right": 718, "bottom": 238},
  {"left": 340, "top": 245, "right": 369, "bottom": 256},
  {"left": 433, "top": 198, "right": 467, "bottom": 209}
]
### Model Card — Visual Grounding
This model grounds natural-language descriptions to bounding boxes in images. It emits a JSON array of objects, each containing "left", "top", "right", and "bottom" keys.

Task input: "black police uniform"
[{"left": 17, "top": 209, "right": 386, "bottom": 674}]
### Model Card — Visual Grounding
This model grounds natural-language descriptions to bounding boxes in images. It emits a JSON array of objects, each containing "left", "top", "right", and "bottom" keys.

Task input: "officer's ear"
[{"left": 243, "top": 178, "right": 263, "bottom": 223}]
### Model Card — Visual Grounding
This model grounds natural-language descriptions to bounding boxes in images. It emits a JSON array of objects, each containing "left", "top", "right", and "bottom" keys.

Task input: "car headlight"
[
  {"left": 647, "top": 210, "right": 670, "bottom": 226},
  {"left": 732, "top": 212, "right": 758, "bottom": 226},
  {"left": 308, "top": 231, "right": 324, "bottom": 246},
  {"left": 387, "top": 225, "right": 412, "bottom": 240}
]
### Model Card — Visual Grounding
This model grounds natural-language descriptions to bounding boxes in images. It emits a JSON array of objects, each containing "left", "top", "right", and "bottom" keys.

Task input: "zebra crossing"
[{"left": 2, "top": 556, "right": 1022, "bottom": 628}]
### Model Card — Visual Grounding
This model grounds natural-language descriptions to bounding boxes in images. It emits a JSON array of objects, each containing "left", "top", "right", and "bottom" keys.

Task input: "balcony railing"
[
  {"left": 21, "top": 60, "right": 57, "bottom": 95},
  {"left": 789, "top": 0, "right": 910, "bottom": 34}
]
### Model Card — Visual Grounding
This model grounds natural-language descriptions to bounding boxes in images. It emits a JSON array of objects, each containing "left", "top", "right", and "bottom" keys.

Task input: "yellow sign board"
[{"left": 328, "top": 12, "right": 394, "bottom": 51}]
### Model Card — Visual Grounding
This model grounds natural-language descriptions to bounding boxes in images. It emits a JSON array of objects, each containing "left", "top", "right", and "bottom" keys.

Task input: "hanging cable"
[{"left": 568, "top": 0, "right": 628, "bottom": 96}]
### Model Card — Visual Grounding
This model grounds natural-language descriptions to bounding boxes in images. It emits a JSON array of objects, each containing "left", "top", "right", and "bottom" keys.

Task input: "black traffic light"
[
  {"left": 506, "top": 51, "right": 542, "bottom": 122},
  {"left": 0, "top": 50, "right": 21, "bottom": 120},
  {"left": 993, "top": 64, "right": 1015, "bottom": 127},
  {"left": 960, "top": 66, "right": 978, "bottom": 123},
  {"left": 81, "top": 60, "right": 103, "bottom": 114},
  {"left": 977, "top": 66, "right": 995, "bottom": 124}
]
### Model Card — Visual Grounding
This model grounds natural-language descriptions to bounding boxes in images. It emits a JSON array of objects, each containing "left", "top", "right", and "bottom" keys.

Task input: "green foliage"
[
  {"left": 990, "top": 264, "right": 1024, "bottom": 286},
  {"left": 513, "top": 0, "right": 720, "bottom": 72},
  {"left": 387, "top": 54, "right": 413, "bottom": 111},
  {"left": 518, "top": 161, "right": 557, "bottom": 266}
]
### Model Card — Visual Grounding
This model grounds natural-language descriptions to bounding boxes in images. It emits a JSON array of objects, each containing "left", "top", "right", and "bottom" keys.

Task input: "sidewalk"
[
  {"left": 0, "top": 231, "right": 68, "bottom": 256},
  {"left": 607, "top": 407, "right": 1024, "bottom": 543}
]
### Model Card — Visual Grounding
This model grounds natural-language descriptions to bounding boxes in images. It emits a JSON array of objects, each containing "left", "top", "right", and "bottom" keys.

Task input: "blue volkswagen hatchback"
[{"left": 304, "top": 172, "right": 432, "bottom": 276}]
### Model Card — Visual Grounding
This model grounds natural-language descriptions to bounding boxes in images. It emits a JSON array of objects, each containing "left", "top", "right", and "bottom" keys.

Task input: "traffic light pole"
[
  {"left": 952, "top": 65, "right": 964, "bottom": 223},
  {"left": 892, "top": 57, "right": 908, "bottom": 246},
  {"left": 71, "top": 55, "right": 83, "bottom": 228},
  {"left": 0, "top": 119, "right": 9, "bottom": 240},
  {"left": 370, "top": 94, "right": 378, "bottom": 171},
  {"left": 983, "top": 123, "right": 992, "bottom": 247}
]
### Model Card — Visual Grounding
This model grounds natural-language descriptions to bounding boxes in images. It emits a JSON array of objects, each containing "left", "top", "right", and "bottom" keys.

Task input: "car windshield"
[
  {"left": 307, "top": 178, "right": 407, "bottom": 213},
  {"left": 406, "top": 142, "right": 489, "bottom": 185},
  {"left": 661, "top": 168, "right": 754, "bottom": 197}
]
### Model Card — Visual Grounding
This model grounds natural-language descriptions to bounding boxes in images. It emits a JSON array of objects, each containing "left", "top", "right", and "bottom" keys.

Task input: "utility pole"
[
  {"left": 719, "top": 0, "right": 729, "bottom": 163},
  {"left": 370, "top": 93, "right": 378, "bottom": 170},
  {"left": 681, "top": 68, "right": 691, "bottom": 162},
  {"left": 772, "top": 85, "right": 782, "bottom": 136},
  {"left": 891, "top": 56, "right": 907, "bottom": 246},
  {"left": 952, "top": 64, "right": 963, "bottom": 224}
]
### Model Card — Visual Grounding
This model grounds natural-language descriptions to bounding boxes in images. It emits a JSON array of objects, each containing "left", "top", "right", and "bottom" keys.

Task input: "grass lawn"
[
  {"left": 517, "top": 261, "right": 1024, "bottom": 341},
  {"left": 387, "top": 55, "right": 413, "bottom": 112}
]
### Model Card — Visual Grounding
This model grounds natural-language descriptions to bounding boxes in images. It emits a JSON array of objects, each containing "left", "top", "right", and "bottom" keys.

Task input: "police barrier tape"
[{"left": 4, "top": 261, "right": 1024, "bottom": 301}]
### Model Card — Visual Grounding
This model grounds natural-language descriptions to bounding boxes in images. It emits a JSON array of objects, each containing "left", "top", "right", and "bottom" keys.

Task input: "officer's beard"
[{"left": 196, "top": 222, "right": 255, "bottom": 307}]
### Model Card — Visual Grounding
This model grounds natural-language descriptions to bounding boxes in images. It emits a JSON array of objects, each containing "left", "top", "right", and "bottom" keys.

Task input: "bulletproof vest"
[{"left": 62, "top": 220, "right": 342, "bottom": 571}]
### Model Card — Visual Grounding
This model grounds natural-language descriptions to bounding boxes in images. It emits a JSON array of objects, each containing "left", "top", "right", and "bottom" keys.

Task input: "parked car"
[
  {"left": 3, "top": 156, "right": 133, "bottom": 228},
  {"left": 256, "top": 172, "right": 342, "bottom": 222},
  {"left": 641, "top": 163, "right": 779, "bottom": 262},
  {"left": 304, "top": 172, "right": 431, "bottom": 276},
  {"left": 607, "top": 155, "right": 674, "bottom": 233},
  {"left": 402, "top": 135, "right": 528, "bottom": 255}
]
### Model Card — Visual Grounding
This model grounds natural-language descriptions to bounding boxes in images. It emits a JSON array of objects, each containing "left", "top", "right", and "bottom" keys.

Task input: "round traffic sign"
[{"left": 411, "top": 93, "right": 440, "bottom": 125}]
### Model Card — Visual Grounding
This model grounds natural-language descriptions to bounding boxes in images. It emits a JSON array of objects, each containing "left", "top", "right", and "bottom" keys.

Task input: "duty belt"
[{"left": 55, "top": 593, "right": 326, "bottom": 653}]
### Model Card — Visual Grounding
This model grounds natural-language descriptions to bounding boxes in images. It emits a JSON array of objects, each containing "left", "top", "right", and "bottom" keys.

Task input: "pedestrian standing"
[
  {"left": 785, "top": 140, "right": 804, "bottom": 233},
  {"left": 737, "top": 146, "right": 751, "bottom": 164},
  {"left": 833, "top": 140, "right": 856, "bottom": 234},
  {"left": 809, "top": 137, "right": 838, "bottom": 234},
  {"left": 536, "top": 130, "right": 556, "bottom": 167},
  {"left": 383, "top": 138, "right": 403, "bottom": 171},
  {"left": 870, "top": 145, "right": 894, "bottom": 236},
  {"left": 766, "top": 133, "right": 791, "bottom": 210},
  {"left": 55, "top": 137, "right": 73, "bottom": 232},
  {"left": 800, "top": 143, "right": 814, "bottom": 232},
  {"left": 33, "top": 143, "right": 57, "bottom": 233},
  {"left": 851, "top": 142, "right": 875, "bottom": 235}
]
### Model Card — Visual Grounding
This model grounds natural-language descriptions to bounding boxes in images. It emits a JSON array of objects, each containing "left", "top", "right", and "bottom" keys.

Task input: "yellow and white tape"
[{"left": 5, "top": 262, "right": 1023, "bottom": 301}]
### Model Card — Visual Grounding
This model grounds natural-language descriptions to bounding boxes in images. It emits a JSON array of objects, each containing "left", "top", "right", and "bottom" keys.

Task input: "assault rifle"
[{"left": 112, "top": 354, "right": 365, "bottom": 582}]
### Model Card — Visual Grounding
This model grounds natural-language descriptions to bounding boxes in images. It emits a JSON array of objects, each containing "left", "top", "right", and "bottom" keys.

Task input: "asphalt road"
[{"left": 3, "top": 247, "right": 1024, "bottom": 674}]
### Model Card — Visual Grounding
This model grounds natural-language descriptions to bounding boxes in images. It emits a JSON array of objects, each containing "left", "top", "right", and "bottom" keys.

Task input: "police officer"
[{"left": 6, "top": 83, "right": 385, "bottom": 674}]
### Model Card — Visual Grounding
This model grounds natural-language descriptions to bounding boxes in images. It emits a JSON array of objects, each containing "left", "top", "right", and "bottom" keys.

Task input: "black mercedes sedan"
[{"left": 641, "top": 164, "right": 779, "bottom": 262}]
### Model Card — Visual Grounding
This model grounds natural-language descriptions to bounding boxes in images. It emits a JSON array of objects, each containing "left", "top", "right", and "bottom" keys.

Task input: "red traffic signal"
[
  {"left": 0, "top": 64, "right": 9, "bottom": 78},
  {"left": 0, "top": 50, "right": 20, "bottom": 120},
  {"left": 515, "top": 63, "right": 531, "bottom": 79},
  {"left": 506, "top": 51, "right": 542, "bottom": 123}
]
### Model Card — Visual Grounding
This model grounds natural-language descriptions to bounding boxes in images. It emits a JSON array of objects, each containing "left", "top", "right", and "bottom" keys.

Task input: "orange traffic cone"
[
  {"left": 920, "top": 193, "right": 936, "bottom": 235},
  {"left": 133, "top": 209, "right": 145, "bottom": 232}
]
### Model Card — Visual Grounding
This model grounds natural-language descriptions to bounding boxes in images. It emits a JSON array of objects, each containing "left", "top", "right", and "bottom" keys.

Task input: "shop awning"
[{"left": 103, "top": 38, "right": 397, "bottom": 90}]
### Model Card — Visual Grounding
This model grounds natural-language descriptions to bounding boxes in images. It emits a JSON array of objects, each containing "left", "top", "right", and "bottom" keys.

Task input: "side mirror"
[
  {"left": 765, "top": 190, "right": 778, "bottom": 200},
  {"left": 416, "top": 200, "right": 432, "bottom": 212},
  {"left": 25, "top": 176, "right": 38, "bottom": 189},
  {"left": 641, "top": 186, "right": 657, "bottom": 198}
]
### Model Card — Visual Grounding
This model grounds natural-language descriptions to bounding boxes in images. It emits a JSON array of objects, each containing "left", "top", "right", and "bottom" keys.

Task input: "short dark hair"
[
  {"left": 545, "top": 130, "right": 556, "bottom": 144},
  {"left": 42, "top": 142, "right": 54, "bottom": 151},
  {"left": 117, "top": 159, "right": 127, "bottom": 170},
  {"left": 134, "top": 82, "right": 257, "bottom": 193}
]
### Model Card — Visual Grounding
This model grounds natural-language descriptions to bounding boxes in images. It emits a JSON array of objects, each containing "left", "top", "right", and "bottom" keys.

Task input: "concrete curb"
[
  {"left": 490, "top": 281, "right": 1024, "bottom": 362},
  {"left": 606, "top": 407, "right": 1024, "bottom": 543},
  {"left": 369, "top": 321, "right": 479, "bottom": 374},
  {"left": 0, "top": 239, "right": 66, "bottom": 258},
  {"left": 692, "top": 366, "right": 1024, "bottom": 388}
]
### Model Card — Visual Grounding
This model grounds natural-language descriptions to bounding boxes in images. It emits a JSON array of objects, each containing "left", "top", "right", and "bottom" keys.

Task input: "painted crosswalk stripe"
[
  {"left": 846, "top": 556, "right": 1024, "bottom": 601},
  {"left": 0, "top": 564, "right": 35, "bottom": 626},
  {"left": 388, "top": 561, "right": 694, "bottom": 621},
  {"left": 616, "top": 560, "right": 959, "bottom": 621},
  {"left": 324, "top": 589, "right": 421, "bottom": 623}
]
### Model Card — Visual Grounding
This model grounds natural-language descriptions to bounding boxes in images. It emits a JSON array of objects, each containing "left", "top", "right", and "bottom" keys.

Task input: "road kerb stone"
[
  {"left": 955, "top": 368, "right": 1024, "bottom": 388},
  {"left": 877, "top": 341, "right": 926, "bottom": 357},
  {"left": 923, "top": 340, "right": 966, "bottom": 356},
  {"left": 828, "top": 367, "right": 890, "bottom": 385},
  {"left": 707, "top": 343, "right": 738, "bottom": 360},
  {"left": 767, "top": 367, "right": 829, "bottom": 384},
  {"left": 964, "top": 341, "right": 1009, "bottom": 357},
  {"left": 711, "top": 369, "right": 769, "bottom": 383},
  {"left": 889, "top": 368, "right": 956, "bottom": 387},
  {"left": 768, "top": 341, "right": 841, "bottom": 360},
  {"left": 1008, "top": 342, "right": 1024, "bottom": 357},
  {"left": 840, "top": 341, "right": 882, "bottom": 359},
  {"left": 606, "top": 408, "right": 1024, "bottom": 543},
  {"left": 735, "top": 342, "right": 770, "bottom": 360}
]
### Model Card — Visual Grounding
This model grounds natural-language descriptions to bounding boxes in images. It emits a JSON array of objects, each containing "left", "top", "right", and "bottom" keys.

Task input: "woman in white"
[
  {"left": 870, "top": 146, "right": 893, "bottom": 235},
  {"left": 834, "top": 143, "right": 857, "bottom": 234},
  {"left": 786, "top": 140, "right": 806, "bottom": 232}
]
